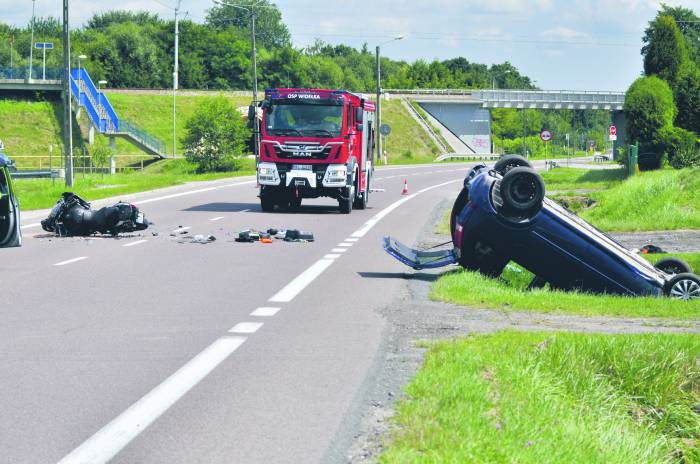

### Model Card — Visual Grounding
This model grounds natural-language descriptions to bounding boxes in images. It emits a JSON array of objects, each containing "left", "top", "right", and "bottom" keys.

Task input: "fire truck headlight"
[
  {"left": 323, "top": 164, "right": 348, "bottom": 187},
  {"left": 258, "top": 162, "right": 280, "bottom": 185}
]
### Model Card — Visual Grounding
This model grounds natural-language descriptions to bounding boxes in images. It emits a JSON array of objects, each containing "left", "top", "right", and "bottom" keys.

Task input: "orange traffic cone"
[{"left": 401, "top": 179, "right": 409, "bottom": 195}]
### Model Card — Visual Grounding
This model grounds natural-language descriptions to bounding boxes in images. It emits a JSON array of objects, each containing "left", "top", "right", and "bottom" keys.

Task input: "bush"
[
  {"left": 624, "top": 76, "right": 676, "bottom": 147},
  {"left": 183, "top": 96, "right": 250, "bottom": 172},
  {"left": 660, "top": 126, "right": 700, "bottom": 168}
]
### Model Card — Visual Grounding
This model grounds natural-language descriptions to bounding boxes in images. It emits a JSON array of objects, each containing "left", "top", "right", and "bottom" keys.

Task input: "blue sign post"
[{"left": 34, "top": 42, "right": 54, "bottom": 80}]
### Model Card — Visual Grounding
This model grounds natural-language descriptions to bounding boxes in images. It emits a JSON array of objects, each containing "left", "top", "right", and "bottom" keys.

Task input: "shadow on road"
[
  {"left": 358, "top": 271, "right": 440, "bottom": 282},
  {"left": 183, "top": 202, "right": 259, "bottom": 212}
]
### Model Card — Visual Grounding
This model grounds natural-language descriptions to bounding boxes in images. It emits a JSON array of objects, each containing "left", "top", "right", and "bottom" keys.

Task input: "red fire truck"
[{"left": 256, "top": 88, "right": 376, "bottom": 213}]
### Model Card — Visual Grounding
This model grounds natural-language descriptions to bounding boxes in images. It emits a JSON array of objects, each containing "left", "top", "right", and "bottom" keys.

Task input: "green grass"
[
  {"left": 14, "top": 158, "right": 255, "bottom": 211},
  {"left": 382, "top": 331, "right": 700, "bottom": 463},
  {"left": 431, "top": 256, "right": 700, "bottom": 320},
  {"left": 541, "top": 167, "right": 626, "bottom": 191},
  {"left": 581, "top": 168, "right": 700, "bottom": 231},
  {"left": 382, "top": 99, "right": 441, "bottom": 164}
]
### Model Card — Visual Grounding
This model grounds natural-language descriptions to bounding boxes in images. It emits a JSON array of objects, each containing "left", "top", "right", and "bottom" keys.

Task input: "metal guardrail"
[
  {"left": 434, "top": 153, "right": 502, "bottom": 162},
  {"left": 0, "top": 66, "right": 63, "bottom": 80},
  {"left": 11, "top": 169, "right": 63, "bottom": 179}
]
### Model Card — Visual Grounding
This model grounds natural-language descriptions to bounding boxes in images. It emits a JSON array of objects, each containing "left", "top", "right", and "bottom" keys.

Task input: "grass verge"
[
  {"left": 15, "top": 158, "right": 255, "bottom": 211},
  {"left": 430, "top": 255, "right": 700, "bottom": 320},
  {"left": 540, "top": 167, "right": 626, "bottom": 191},
  {"left": 382, "top": 331, "right": 700, "bottom": 463}
]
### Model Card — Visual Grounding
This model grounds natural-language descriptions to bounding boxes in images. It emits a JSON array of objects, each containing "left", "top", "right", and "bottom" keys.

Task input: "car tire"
[
  {"left": 339, "top": 186, "right": 354, "bottom": 214},
  {"left": 654, "top": 257, "right": 692, "bottom": 275},
  {"left": 450, "top": 188, "right": 469, "bottom": 242},
  {"left": 665, "top": 273, "right": 700, "bottom": 300},
  {"left": 494, "top": 155, "right": 532, "bottom": 175},
  {"left": 497, "top": 167, "right": 545, "bottom": 219}
]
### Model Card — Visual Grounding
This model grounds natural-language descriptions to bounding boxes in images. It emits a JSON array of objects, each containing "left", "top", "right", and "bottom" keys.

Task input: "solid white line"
[
  {"left": 338, "top": 242, "right": 353, "bottom": 247},
  {"left": 210, "top": 216, "right": 224, "bottom": 222},
  {"left": 20, "top": 222, "right": 40, "bottom": 230},
  {"left": 54, "top": 257, "right": 87, "bottom": 266},
  {"left": 172, "top": 226, "right": 191, "bottom": 233},
  {"left": 250, "top": 307, "right": 281, "bottom": 317},
  {"left": 324, "top": 254, "right": 341, "bottom": 259},
  {"left": 123, "top": 240, "right": 148, "bottom": 248},
  {"left": 331, "top": 248, "right": 347, "bottom": 253},
  {"left": 345, "top": 238, "right": 359, "bottom": 242},
  {"left": 58, "top": 336, "right": 246, "bottom": 464},
  {"left": 269, "top": 259, "right": 335, "bottom": 303},
  {"left": 351, "top": 179, "right": 460, "bottom": 239},
  {"left": 228, "top": 322, "right": 264, "bottom": 334}
]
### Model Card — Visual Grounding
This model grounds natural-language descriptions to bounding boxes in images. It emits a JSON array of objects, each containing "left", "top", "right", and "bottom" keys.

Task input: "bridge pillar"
[
  {"left": 612, "top": 111, "right": 626, "bottom": 161},
  {"left": 109, "top": 136, "right": 116, "bottom": 175},
  {"left": 88, "top": 125, "right": 95, "bottom": 145}
]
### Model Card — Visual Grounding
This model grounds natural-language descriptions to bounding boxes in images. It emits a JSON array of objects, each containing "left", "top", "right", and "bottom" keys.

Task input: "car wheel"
[
  {"left": 498, "top": 167, "right": 545, "bottom": 219},
  {"left": 654, "top": 257, "right": 692, "bottom": 275},
  {"left": 494, "top": 155, "right": 532, "bottom": 175},
  {"left": 665, "top": 273, "right": 700, "bottom": 300},
  {"left": 450, "top": 188, "right": 469, "bottom": 242}
]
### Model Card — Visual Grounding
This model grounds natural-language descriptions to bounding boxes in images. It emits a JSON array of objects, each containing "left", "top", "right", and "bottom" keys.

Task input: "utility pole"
[
  {"left": 251, "top": 9, "right": 259, "bottom": 159},
  {"left": 172, "top": 0, "right": 181, "bottom": 159},
  {"left": 62, "top": 0, "right": 73, "bottom": 187},
  {"left": 29, "top": 0, "right": 36, "bottom": 80},
  {"left": 375, "top": 36, "right": 403, "bottom": 165},
  {"left": 9, "top": 35, "right": 14, "bottom": 79}
]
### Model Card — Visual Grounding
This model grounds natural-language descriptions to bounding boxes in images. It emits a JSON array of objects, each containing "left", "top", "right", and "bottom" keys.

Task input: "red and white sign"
[
  {"left": 540, "top": 130, "right": 552, "bottom": 142},
  {"left": 609, "top": 125, "right": 617, "bottom": 141}
]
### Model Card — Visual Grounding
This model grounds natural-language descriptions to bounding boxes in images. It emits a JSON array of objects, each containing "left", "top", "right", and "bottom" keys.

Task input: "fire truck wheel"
[
  {"left": 339, "top": 186, "right": 354, "bottom": 214},
  {"left": 260, "top": 191, "right": 275, "bottom": 212},
  {"left": 288, "top": 196, "right": 302, "bottom": 210},
  {"left": 353, "top": 175, "right": 369, "bottom": 210}
]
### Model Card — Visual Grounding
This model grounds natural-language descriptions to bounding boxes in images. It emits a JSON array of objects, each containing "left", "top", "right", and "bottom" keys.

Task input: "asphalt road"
[{"left": 2, "top": 162, "right": 474, "bottom": 463}]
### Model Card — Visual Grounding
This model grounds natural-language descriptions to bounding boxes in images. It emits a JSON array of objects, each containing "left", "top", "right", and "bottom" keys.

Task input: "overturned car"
[
  {"left": 42, "top": 192, "right": 149, "bottom": 236},
  {"left": 0, "top": 153, "right": 21, "bottom": 248},
  {"left": 384, "top": 155, "right": 700, "bottom": 301}
]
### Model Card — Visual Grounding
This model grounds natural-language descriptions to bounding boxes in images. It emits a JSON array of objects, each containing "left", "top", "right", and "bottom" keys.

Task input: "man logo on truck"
[{"left": 256, "top": 88, "right": 376, "bottom": 214}]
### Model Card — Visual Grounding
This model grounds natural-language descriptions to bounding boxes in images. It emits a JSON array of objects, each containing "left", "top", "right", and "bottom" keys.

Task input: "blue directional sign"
[{"left": 34, "top": 42, "right": 54, "bottom": 49}]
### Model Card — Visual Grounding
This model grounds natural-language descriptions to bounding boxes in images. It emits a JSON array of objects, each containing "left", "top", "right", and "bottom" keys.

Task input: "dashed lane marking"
[
  {"left": 250, "top": 307, "right": 281, "bottom": 317},
  {"left": 210, "top": 216, "right": 224, "bottom": 222},
  {"left": 324, "top": 254, "right": 341, "bottom": 259},
  {"left": 228, "top": 322, "right": 264, "bottom": 334},
  {"left": 54, "top": 257, "right": 87, "bottom": 266},
  {"left": 331, "top": 248, "right": 347, "bottom": 253},
  {"left": 123, "top": 240, "right": 148, "bottom": 248}
]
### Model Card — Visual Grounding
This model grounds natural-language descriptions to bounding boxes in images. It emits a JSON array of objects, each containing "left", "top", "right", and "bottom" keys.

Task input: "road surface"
[{"left": 2, "top": 162, "right": 471, "bottom": 463}]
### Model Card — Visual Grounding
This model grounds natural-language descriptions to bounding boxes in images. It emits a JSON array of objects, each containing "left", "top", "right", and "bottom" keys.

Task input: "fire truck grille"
[{"left": 274, "top": 145, "right": 333, "bottom": 160}]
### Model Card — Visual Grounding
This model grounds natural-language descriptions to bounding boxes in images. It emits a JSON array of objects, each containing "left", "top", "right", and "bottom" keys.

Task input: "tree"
[
  {"left": 206, "top": 1, "right": 290, "bottom": 49},
  {"left": 643, "top": 15, "right": 688, "bottom": 83},
  {"left": 624, "top": 76, "right": 676, "bottom": 146},
  {"left": 673, "top": 63, "right": 700, "bottom": 133},
  {"left": 659, "top": 126, "right": 700, "bottom": 168},
  {"left": 644, "top": 4, "right": 700, "bottom": 65},
  {"left": 183, "top": 96, "right": 250, "bottom": 172}
]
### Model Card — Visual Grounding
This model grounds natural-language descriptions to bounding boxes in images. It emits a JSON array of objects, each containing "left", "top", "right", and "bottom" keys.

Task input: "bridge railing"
[
  {"left": 385, "top": 88, "right": 625, "bottom": 106},
  {"left": 70, "top": 74, "right": 105, "bottom": 132},
  {"left": 0, "top": 66, "right": 63, "bottom": 80},
  {"left": 71, "top": 68, "right": 120, "bottom": 131},
  {"left": 120, "top": 120, "right": 167, "bottom": 155}
]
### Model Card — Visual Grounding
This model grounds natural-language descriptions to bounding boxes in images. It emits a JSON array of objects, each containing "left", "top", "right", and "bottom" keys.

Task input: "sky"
[{"left": 1, "top": 0, "right": 699, "bottom": 90}]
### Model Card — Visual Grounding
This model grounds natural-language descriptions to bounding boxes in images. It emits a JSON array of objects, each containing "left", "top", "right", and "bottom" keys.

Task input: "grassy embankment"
[{"left": 382, "top": 331, "right": 700, "bottom": 463}]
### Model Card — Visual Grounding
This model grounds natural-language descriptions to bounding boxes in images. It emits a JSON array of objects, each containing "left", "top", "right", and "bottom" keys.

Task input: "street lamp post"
[
  {"left": 213, "top": 0, "right": 263, "bottom": 160},
  {"left": 77, "top": 54, "right": 86, "bottom": 92},
  {"left": 97, "top": 80, "right": 107, "bottom": 91},
  {"left": 9, "top": 35, "right": 14, "bottom": 79},
  {"left": 173, "top": 0, "right": 182, "bottom": 159},
  {"left": 375, "top": 36, "right": 403, "bottom": 165},
  {"left": 62, "top": 0, "right": 73, "bottom": 187},
  {"left": 29, "top": 0, "right": 36, "bottom": 81}
]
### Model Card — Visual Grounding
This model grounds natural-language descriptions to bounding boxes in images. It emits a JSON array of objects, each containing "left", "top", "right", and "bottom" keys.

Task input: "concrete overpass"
[{"left": 386, "top": 88, "right": 626, "bottom": 156}]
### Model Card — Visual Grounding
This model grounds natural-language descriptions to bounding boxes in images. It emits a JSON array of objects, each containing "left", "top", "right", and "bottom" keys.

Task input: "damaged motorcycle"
[{"left": 41, "top": 192, "right": 149, "bottom": 236}]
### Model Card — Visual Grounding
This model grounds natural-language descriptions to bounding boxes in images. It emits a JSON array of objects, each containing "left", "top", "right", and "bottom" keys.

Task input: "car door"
[{"left": 0, "top": 162, "right": 22, "bottom": 248}]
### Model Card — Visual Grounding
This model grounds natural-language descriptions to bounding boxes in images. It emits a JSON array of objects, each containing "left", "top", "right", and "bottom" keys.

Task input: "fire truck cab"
[{"left": 256, "top": 88, "right": 376, "bottom": 214}]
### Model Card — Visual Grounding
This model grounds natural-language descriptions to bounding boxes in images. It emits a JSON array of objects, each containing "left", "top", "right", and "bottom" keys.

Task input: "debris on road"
[
  {"left": 176, "top": 234, "right": 216, "bottom": 245},
  {"left": 638, "top": 244, "right": 666, "bottom": 254},
  {"left": 234, "top": 228, "right": 314, "bottom": 243},
  {"left": 41, "top": 192, "right": 149, "bottom": 237}
]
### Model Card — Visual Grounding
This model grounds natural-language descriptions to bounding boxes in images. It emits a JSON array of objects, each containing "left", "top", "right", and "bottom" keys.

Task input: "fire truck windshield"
[{"left": 265, "top": 104, "right": 344, "bottom": 138}]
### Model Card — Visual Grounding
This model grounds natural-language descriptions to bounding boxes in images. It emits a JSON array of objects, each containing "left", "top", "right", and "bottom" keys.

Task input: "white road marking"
[
  {"left": 172, "top": 226, "right": 191, "bottom": 234},
  {"left": 228, "top": 322, "right": 264, "bottom": 334},
  {"left": 331, "top": 248, "right": 347, "bottom": 253},
  {"left": 269, "top": 258, "right": 335, "bottom": 303},
  {"left": 324, "top": 254, "right": 341, "bottom": 259},
  {"left": 58, "top": 336, "right": 246, "bottom": 464},
  {"left": 250, "top": 307, "right": 281, "bottom": 317},
  {"left": 239, "top": 209, "right": 250, "bottom": 213},
  {"left": 338, "top": 242, "right": 353, "bottom": 247},
  {"left": 351, "top": 179, "right": 460, "bottom": 239},
  {"left": 345, "top": 238, "right": 359, "bottom": 242},
  {"left": 20, "top": 222, "right": 40, "bottom": 229},
  {"left": 54, "top": 257, "right": 87, "bottom": 266},
  {"left": 123, "top": 240, "right": 148, "bottom": 248},
  {"left": 210, "top": 216, "right": 224, "bottom": 222},
  {"left": 133, "top": 181, "right": 257, "bottom": 206}
]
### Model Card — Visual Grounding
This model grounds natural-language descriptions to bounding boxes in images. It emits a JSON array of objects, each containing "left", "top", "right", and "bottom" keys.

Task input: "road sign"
[
  {"left": 609, "top": 125, "right": 617, "bottom": 141},
  {"left": 34, "top": 42, "right": 54, "bottom": 49},
  {"left": 540, "top": 129, "right": 552, "bottom": 142},
  {"left": 379, "top": 124, "right": 391, "bottom": 136}
]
